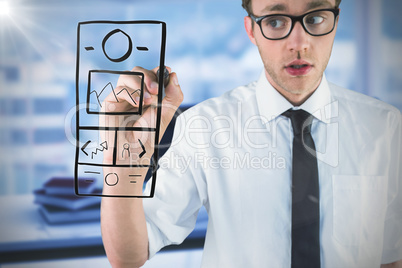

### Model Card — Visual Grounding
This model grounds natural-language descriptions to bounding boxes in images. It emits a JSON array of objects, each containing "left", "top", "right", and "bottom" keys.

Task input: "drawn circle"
[
  {"left": 105, "top": 173, "right": 119, "bottom": 186},
  {"left": 102, "top": 29, "right": 132, "bottom": 62}
]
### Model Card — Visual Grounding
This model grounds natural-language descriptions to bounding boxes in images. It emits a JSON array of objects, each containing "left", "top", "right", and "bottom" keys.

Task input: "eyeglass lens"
[{"left": 260, "top": 10, "right": 336, "bottom": 39}]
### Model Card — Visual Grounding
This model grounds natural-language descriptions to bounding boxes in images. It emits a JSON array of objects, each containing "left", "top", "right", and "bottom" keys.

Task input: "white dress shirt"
[{"left": 143, "top": 71, "right": 402, "bottom": 267}]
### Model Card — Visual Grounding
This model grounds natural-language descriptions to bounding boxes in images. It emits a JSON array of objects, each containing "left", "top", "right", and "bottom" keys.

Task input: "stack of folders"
[{"left": 34, "top": 177, "right": 101, "bottom": 224}]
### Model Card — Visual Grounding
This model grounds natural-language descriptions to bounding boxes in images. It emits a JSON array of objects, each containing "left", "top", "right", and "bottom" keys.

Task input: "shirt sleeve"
[
  {"left": 381, "top": 110, "right": 402, "bottom": 264},
  {"left": 142, "top": 112, "right": 208, "bottom": 259}
]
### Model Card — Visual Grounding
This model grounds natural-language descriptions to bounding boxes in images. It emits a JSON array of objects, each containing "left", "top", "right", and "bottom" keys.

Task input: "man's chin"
[
  {"left": 283, "top": 76, "right": 321, "bottom": 93},
  {"left": 265, "top": 69, "right": 320, "bottom": 98},
  {"left": 281, "top": 82, "right": 312, "bottom": 95}
]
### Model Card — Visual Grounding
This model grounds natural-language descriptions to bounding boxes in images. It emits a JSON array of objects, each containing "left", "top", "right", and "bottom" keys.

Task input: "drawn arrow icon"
[
  {"left": 138, "top": 139, "right": 146, "bottom": 158},
  {"left": 81, "top": 140, "right": 91, "bottom": 156},
  {"left": 91, "top": 141, "right": 108, "bottom": 159},
  {"left": 100, "top": 141, "right": 108, "bottom": 150}
]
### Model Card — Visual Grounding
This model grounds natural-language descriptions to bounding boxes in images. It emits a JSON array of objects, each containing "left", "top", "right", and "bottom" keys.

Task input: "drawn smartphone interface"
[{"left": 75, "top": 21, "right": 166, "bottom": 198}]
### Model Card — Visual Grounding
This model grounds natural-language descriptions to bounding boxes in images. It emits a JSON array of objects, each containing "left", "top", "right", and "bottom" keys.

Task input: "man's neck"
[{"left": 279, "top": 88, "right": 316, "bottom": 107}]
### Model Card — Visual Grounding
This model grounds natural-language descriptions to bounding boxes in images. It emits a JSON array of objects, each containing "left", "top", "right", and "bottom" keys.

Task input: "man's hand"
[
  {"left": 100, "top": 66, "right": 183, "bottom": 267},
  {"left": 99, "top": 66, "right": 183, "bottom": 195},
  {"left": 381, "top": 260, "right": 402, "bottom": 268}
]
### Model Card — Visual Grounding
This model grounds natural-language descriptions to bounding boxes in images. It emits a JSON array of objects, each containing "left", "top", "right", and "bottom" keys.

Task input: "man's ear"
[
  {"left": 244, "top": 16, "right": 257, "bottom": 45},
  {"left": 336, "top": 8, "right": 341, "bottom": 25}
]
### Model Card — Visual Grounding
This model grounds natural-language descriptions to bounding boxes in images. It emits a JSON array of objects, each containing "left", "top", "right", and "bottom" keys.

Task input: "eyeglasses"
[{"left": 249, "top": 8, "right": 340, "bottom": 40}]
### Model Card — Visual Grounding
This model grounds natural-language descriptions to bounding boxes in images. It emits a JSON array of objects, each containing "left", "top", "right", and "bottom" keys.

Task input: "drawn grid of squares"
[{"left": 75, "top": 20, "right": 167, "bottom": 198}]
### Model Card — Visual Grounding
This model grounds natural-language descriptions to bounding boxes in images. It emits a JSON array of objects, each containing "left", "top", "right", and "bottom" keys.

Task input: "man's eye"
[
  {"left": 265, "top": 17, "right": 286, "bottom": 28},
  {"left": 306, "top": 16, "right": 324, "bottom": 25}
]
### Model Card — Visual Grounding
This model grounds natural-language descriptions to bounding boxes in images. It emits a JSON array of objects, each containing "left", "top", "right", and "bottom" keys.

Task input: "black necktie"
[{"left": 283, "top": 109, "right": 320, "bottom": 268}]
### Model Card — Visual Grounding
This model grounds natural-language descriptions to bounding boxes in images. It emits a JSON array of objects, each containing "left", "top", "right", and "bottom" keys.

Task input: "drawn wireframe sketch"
[
  {"left": 122, "top": 143, "right": 131, "bottom": 159},
  {"left": 75, "top": 20, "right": 167, "bottom": 198},
  {"left": 87, "top": 70, "right": 144, "bottom": 115}
]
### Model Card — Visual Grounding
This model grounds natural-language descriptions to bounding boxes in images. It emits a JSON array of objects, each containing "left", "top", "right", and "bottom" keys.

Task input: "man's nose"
[{"left": 286, "top": 21, "right": 310, "bottom": 52}]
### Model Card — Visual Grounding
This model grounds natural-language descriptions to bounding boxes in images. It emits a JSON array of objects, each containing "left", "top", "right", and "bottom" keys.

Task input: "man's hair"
[{"left": 242, "top": 0, "right": 342, "bottom": 15}]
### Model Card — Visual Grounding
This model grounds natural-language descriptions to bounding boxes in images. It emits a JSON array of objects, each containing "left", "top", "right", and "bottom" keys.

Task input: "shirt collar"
[{"left": 255, "top": 70, "right": 333, "bottom": 124}]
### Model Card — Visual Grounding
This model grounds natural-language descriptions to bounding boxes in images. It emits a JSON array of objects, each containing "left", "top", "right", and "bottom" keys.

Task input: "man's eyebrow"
[
  {"left": 259, "top": 1, "right": 333, "bottom": 15},
  {"left": 261, "top": 3, "right": 288, "bottom": 13},
  {"left": 306, "top": 0, "right": 334, "bottom": 11}
]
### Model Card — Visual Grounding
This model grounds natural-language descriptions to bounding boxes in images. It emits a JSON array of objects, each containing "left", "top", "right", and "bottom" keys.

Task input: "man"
[{"left": 101, "top": 0, "right": 402, "bottom": 267}]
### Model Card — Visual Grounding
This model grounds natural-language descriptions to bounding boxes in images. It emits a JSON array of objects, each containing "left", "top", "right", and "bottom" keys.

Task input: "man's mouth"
[
  {"left": 285, "top": 60, "right": 313, "bottom": 76},
  {"left": 289, "top": 64, "right": 309, "bottom": 69}
]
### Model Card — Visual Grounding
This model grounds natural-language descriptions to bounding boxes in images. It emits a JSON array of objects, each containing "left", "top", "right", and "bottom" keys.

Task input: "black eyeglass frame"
[{"left": 249, "top": 8, "right": 340, "bottom": 40}]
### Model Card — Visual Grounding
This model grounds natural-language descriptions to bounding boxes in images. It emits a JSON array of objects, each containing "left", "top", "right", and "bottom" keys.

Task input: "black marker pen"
[{"left": 157, "top": 67, "right": 170, "bottom": 88}]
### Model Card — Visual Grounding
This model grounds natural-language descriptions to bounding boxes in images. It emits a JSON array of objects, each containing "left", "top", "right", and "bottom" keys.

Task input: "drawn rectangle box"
[
  {"left": 75, "top": 20, "right": 167, "bottom": 198},
  {"left": 76, "top": 165, "right": 153, "bottom": 197},
  {"left": 86, "top": 70, "right": 144, "bottom": 115},
  {"left": 77, "top": 128, "right": 114, "bottom": 166},
  {"left": 78, "top": 128, "right": 155, "bottom": 167}
]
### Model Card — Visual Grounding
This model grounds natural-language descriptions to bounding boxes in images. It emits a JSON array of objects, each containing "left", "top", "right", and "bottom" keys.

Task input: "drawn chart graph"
[
  {"left": 75, "top": 21, "right": 166, "bottom": 198},
  {"left": 86, "top": 70, "right": 144, "bottom": 115}
]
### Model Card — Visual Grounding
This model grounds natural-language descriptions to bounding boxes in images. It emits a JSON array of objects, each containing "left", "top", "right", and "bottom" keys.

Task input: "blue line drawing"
[
  {"left": 138, "top": 139, "right": 146, "bottom": 158},
  {"left": 90, "top": 82, "right": 118, "bottom": 108},
  {"left": 102, "top": 29, "right": 132, "bottom": 63},
  {"left": 136, "top": 46, "right": 149, "bottom": 51},
  {"left": 81, "top": 140, "right": 91, "bottom": 156},
  {"left": 122, "top": 143, "right": 130, "bottom": 159},
  {"left": 84, "top": 171, "right": 100, "bottom": 174},
  {"left": 91, "top": 141, "right": 108, "bottom": 159},
  {"left": 75, "top": 20, "right": 167, "bottom": 198},
  {"left": 105, "top": 173, "right": 118, "bottom": 186},
  {"left": 86, "top": 70, "right": 144, "bottom": 116},
  {"left": 116, "top": 88, "right": 141, "bottom": 105}
]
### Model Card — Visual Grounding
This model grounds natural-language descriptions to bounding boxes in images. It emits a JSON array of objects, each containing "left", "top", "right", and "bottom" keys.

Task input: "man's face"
[{"left": 245, "top": 0, "right": 339, "bottom": 105}]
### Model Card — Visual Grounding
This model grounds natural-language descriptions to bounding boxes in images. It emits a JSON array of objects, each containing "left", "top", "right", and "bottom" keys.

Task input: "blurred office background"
[{"left": 0, "top": 0, "right": 401, "bottom": 266}]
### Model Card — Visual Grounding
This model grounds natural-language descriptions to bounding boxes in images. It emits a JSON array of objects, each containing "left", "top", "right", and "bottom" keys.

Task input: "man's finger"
[
  {"left": 159, "top": 72, "right": 184, "bottom": 131},
  {"left": 163, "top": 72, "right": 183, "bottom": 108}
]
